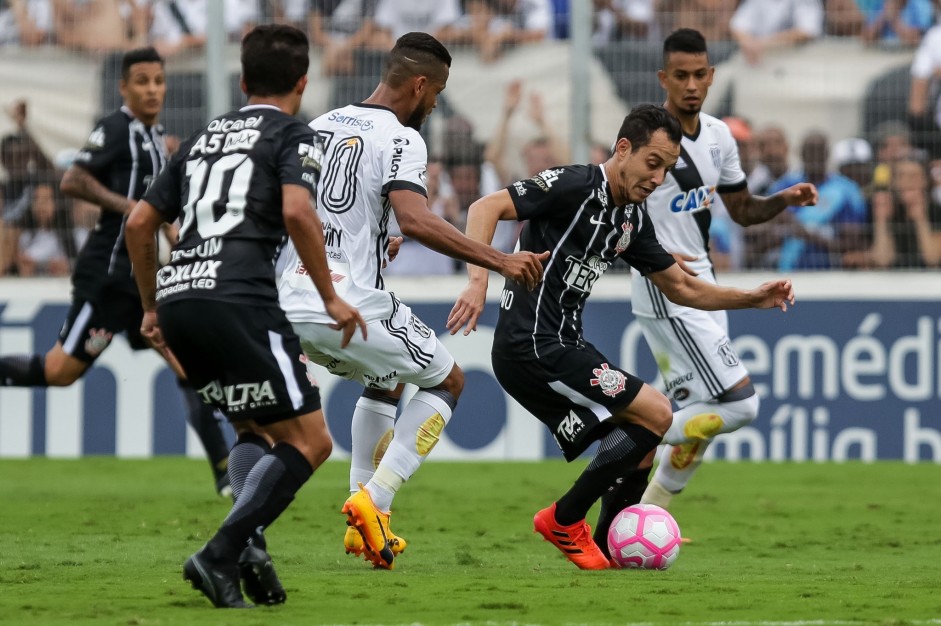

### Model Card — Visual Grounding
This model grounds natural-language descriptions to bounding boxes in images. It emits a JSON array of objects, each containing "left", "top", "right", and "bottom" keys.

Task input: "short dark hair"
[
  {"left": 241, "top": 24, "right": 310, "bottom": 97},
  {"left": 383, "top": 32, "right": 452, "bottom": 88},
  {"left": 616, "top": 104, "right": 682, "bottom": 152},
  {"left": 121, "top": 47, "right": 163, "bottom": 80},
  {"left": 663, "top": 28, "right": 708, "bottom": 65}
]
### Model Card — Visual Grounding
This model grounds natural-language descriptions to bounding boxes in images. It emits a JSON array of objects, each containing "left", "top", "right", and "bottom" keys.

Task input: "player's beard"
[{"left": 405, "top": 103, "right": 427, "bottom": 131}]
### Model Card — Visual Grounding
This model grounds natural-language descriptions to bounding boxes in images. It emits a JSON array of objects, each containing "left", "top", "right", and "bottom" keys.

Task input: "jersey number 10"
[{"left": 179, "top": 154, "right": 254, "bottom": 239}]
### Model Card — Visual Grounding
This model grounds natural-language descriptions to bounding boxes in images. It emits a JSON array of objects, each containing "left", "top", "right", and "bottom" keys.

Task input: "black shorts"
[
  {"left": 492, "top": 345, "right": 644, "bottom": 461},
  {"left": 59, "top": 288, "right": 148, "bottom": 363},
  {"left": 158, "top": 299, "right": 321, "bottom": 424}
]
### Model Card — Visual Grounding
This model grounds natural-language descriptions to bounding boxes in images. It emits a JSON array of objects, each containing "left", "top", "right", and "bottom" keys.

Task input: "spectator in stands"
[
  {"left": 743, "top": 124, "right": 796, "bottom": 268},
  {"left": 832, "top": 137, "right": 875, "bottom": 196},
  {"left": 754, "top": 124, "right": 792, "bottom": 192},
  {"left": 661, "top": 0, "right": 735, "bottom": 42},
  {"left": 53, "top": 0, "right": 149, "bottom": 52},
  {"left": 370, "top": 0, "right": 466, "bottom": 48},
  {"left": 307, "top": 0, "right": 379, "bottom": 75},
  {"left": 860, "top": 0, "right": 934, "bottom": 46},
  {"left": 766, "top": 131, "right": 869, "bottom": 270},
  {"left": 589, "top": 141, "right": 611, "bottom": 164},
  {"left": 464, "top": 0, "right": 553, "bottom": 63},
  {"left": 591, "top": 0, "right": 655, "bottom": 43},
  {"left": 729, "top": 0, "right": 824, "bottom": 65},
  {"left": 0, "top": 0, "right": 52, "bottom": 46},
  {"left": 385, "top": 160, "right": 461, "bottom": 275},
  {"left": 849, "top": 155, "right": 941, "bottom": 268},
  {"left": 871, "top": 119, "right": 918, "bottom": 188},
  {"left": 150, "top": 0, "right": 258, "bottom": 57},
  {"left": 724, "top": 115, "right": 773, "bottom": 193},
  {"left": 825, "top": 0, "right": 866, "bottom": 37},
  {"left": 1, "top": 100, "right": 54, "bottom": 275},
  {"left": 14, "top": 180, "right": 72, "bottom": 277},
  {"left": 484, "top": 79, "right": 568, "bottom": 187},
  {"left": 908, "top": 20, "right": 941, "bottom": 159}
]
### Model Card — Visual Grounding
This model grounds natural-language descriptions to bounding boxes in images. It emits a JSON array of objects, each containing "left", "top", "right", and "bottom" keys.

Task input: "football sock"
[
  {"left": 364, "top": 389, "right": 455, "bottom": 512},
  {"left": 592, "top": 465, "right": 652, "bottom": 556},
  {"left": 554, "top": 423, "right": 660, "bottom": 526},
  {"left": 0, "top": 354, "right": 47, "bottom": 387},
  {"left": 649, "top": 387, "right": 760, "bottom": 498},
  {"left": 178, "top": 380, "right": 232, "bottom": 484},
  {"left": 228, "top": 433, "right": 271, "bottom": 500},
  {"left": 207, "top": 443, "right": 313, "bottom": 562},
  {"left": 662, "top": 385, "right": 759, "bottom": 446},
  {"left": 349, "top": 393, "right": 397, "bottom": 493}
]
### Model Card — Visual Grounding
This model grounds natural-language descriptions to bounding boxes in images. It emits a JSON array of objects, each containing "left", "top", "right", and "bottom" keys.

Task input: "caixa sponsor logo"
[
  {"left": 197, "top": 380, "right": 278, "bottom": 413},
  {"left": 669, "top": 185, "right": 715, "bottom": 213}
]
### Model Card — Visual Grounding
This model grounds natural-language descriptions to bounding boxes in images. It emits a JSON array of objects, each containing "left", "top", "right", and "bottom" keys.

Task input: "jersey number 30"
[{"left": 179, "top": 154, "right": 253, "bottom": 238}]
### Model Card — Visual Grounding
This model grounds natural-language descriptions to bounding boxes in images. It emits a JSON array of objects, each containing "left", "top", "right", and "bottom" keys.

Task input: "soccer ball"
[{"left": 607, "top": 504, "right": 682, "bottom": 570}]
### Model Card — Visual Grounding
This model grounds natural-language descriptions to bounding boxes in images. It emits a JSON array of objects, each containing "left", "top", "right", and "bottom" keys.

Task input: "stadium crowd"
[{"left": 0, "top": 0, "right": 940, "bottom": 275}]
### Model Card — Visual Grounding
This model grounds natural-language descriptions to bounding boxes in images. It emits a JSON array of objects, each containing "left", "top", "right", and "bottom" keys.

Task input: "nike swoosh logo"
[{"left": 589, "top": 216, "right": 607, "bottom": 226}]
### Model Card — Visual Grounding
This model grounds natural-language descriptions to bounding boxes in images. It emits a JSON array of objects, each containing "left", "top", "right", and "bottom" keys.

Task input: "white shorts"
[
  {"left": 291, "top": 299, "right": 454, "bottom": 390},
  {"left": 637, "top": 307, "right": 748, "bottom": 407}
]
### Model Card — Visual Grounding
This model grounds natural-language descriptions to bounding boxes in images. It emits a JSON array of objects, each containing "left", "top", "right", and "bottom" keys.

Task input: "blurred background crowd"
[{"left": 1, "top": 0, "right": 940, "bottom": 275}]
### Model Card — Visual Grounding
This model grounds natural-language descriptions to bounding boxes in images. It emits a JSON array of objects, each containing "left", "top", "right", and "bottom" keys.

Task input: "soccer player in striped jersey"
[
  {"left": 448, "top": 104, "right": 798, "bottom": 569},
  {"left": 276, "top": 32, "right": 547, "bottom": 570},
  {"left": 0, "top": 47, "right": 233, "bottom": 496},
  {"left": 622, "top": 29, "right": 818, "bottom": 538}
]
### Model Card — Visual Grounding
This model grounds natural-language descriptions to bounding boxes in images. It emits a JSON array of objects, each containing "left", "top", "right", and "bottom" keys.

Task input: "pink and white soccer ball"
[{"left": 607, "top": 504, "right": 682, "bottom": 570}]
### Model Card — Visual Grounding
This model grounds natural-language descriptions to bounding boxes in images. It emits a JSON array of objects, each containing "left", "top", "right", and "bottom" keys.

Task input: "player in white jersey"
[
  {"left": 607, "top": 29, "right": 818, "bottom": 538},
  {"left": 276, "top": 32, "right": 547, "bottom": 570}
]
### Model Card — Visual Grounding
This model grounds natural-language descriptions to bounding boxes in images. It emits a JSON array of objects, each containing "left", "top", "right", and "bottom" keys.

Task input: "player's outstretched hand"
[
  {"left": 326, "top": 298, "right": 368, "bottom": 348},
  {"left": 783, "top": 183, "right": 818, "bottom": 207},
  {"left": 447, "top": 281, "right": 488, "bottom": 336},
  {"left": 501, "top": 250, "right": 549, "bottom": 291},
  {"left": 750, "top": 279, "right": 795, "bottom": 312}
]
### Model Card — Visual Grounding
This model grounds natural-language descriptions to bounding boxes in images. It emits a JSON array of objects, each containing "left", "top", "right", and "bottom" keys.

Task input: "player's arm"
[
  {"left": 125, "top": 199, "right": 167, "bottom": 349},
  {"left": 390, "top": 188, "right": 546, "bottom": 290},
  {"left": 446, "top": 189, "right": 521, "bottom": 335},
  {"left": 60, "top": 164, "right": 135, "bottom": 214},
  {"left": 283, "top": 184, "right": 366, "bottom": 347},
  {"left": 720, "top": 183, "right": 818, "bottom": 227},
  {"left": 647, "top": 263, "right": 795, "bottom": 312}
]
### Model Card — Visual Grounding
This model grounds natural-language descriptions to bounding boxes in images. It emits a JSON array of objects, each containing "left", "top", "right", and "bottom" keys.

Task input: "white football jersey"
[
  {"left": 631, "top": 113, "right": 747, "bottom": 318},
  {"left": 277, "top": 103, "right": 428, "bottom": 323}
]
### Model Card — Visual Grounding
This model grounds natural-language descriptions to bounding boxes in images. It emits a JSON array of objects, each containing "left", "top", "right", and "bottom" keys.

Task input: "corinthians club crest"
[
  {"left": 614, "top": 221, "right": 634, "bottom": 255},
  {"left": 590, "top": 362, "right": 626, "bottom": 397}
]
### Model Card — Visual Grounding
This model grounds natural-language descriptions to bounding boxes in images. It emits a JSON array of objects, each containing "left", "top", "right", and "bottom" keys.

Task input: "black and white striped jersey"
[
  {"left": 71, "top": 106, "right": 168, "bottom": 299},
  {"left": 631, "top": 113, "right": 747, "bottom": 318},
  {"left": 493, "top": 164, "right": 675, "bottom": 360},
  {"left": 144, "top": 105, "right": 321, "bottom": 307}
]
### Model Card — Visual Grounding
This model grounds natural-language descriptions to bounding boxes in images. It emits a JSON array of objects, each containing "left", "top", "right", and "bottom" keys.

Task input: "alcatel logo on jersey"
[
  {"left": 669, "top": 185, "right": 715, "bottom": 213},
  {"left": 327, "top": 111, "right": 374, "bottom": 131},
  {"left": 197, "top": 379, "right": 277, "bottom": 413},
  {"left": 208, "top": 116, "right": 264, "bottom": 133}
]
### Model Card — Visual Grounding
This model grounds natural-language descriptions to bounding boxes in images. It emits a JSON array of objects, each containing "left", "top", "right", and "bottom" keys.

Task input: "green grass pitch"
[{"left": 1, "top": 458, "right": 940, "bottom": 625}]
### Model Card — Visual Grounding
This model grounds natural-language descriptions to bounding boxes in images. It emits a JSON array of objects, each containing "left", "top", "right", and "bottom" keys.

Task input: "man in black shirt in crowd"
[
  {"left": 448, "top": 104, "right": 796, "bottom": 570},
  {"left": 126, "top": 24, "right": 365, "bottom": 608},
  {"left": 0, "top": 47, "right": 233, "bottom": 495}
]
